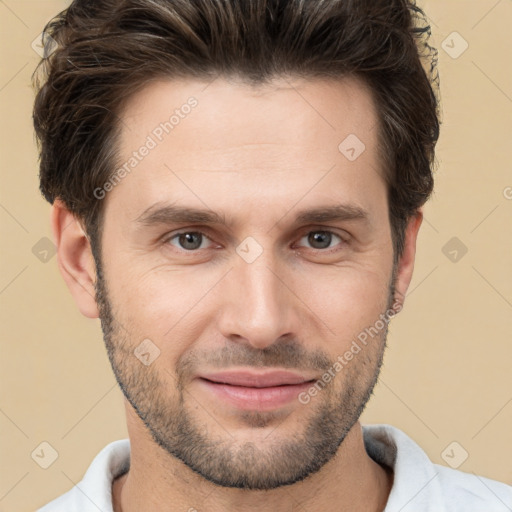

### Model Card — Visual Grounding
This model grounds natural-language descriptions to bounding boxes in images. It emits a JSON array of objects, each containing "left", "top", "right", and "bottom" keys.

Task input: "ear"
[
  {"left": 50, "top": 199, "right": 99, "bottom": 318},
  {"left": 392, "top": 209, "right": 423, "bottom": 312}
]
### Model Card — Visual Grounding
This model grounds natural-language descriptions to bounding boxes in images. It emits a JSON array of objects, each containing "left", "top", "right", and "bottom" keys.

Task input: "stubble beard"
[{"left": 94, "top": 256, "right": 396, "bottom": 490}]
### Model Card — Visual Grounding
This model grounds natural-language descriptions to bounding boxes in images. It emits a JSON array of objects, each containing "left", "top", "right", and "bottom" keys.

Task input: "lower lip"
[{"left": 197, "top": 378, "right": 313, "bottom": 411}]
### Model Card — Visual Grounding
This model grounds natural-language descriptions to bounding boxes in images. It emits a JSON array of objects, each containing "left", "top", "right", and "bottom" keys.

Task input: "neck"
[{"left": 112, "top": 418, "right": 392, "bottom": 512}]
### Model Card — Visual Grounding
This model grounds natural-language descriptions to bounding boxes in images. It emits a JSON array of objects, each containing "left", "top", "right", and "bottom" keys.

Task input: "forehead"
[
  {"left": 119, "top": 75, "right": 378, "bottom": 153},
  {"left": 106, "top": 76, "right": 385, "bottom": 222}
]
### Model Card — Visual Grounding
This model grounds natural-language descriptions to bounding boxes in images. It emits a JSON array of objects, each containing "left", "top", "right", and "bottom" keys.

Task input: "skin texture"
[{"left": 51, "top": 76, "right": 423, "bottom": 512}]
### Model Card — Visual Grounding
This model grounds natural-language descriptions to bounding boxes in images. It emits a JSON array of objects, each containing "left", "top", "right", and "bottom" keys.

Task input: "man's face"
[{"left": 96, "top": 76, "right": 397, "bottom": 489}]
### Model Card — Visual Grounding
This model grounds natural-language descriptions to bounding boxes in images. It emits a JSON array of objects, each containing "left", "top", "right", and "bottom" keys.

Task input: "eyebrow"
[{"left": 134, "top": 202, "right": 370, "bottom": 228}]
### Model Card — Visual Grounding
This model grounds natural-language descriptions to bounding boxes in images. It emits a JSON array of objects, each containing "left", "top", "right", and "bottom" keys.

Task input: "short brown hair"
[{"left": 33, "top": 0, "right": 440, "bottom": 264}]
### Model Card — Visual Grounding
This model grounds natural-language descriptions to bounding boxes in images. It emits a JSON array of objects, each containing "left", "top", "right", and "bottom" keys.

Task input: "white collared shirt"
[{"left": 37, "top": 424, "right": 512, "bottom": 512}]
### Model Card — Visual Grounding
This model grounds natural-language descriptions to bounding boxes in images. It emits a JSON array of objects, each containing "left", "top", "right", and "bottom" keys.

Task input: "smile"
[{"left": 196, "top": 370, "right": 317, "bottom": 411}]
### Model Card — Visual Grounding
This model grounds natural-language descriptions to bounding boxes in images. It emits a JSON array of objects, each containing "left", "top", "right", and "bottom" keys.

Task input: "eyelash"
[{"left": 162, "top": 228, "right": 349, "bottom": 254}]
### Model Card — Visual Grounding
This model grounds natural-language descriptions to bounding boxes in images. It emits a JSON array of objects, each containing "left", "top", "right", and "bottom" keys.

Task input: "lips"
[
  {"left": 196, "top": 370, "right": 317, "bottom": 411},
  {"left": 199, "top": 370, "right": 314, "bottom": 388}
]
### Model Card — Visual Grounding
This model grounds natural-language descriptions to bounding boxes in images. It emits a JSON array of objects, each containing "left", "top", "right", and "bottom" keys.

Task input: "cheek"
[
  {"left": 106, "top": 262, "right": 222, "bottom": 348},
  {"left": 292, "top": 265, "right": 391, "bottom": 340}
]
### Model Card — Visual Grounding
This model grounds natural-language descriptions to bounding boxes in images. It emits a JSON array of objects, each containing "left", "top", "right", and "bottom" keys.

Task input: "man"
[{"left": 33, "top": 0, "right": 511, "bottom": 511}]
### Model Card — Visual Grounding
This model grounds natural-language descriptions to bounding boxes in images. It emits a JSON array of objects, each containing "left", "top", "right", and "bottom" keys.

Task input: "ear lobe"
[
  {"left": 392, "top": 209, "right": 423, "bottom": 313},
  {"left": 50, "top": 199, "right": 99, "bottom": 319}
]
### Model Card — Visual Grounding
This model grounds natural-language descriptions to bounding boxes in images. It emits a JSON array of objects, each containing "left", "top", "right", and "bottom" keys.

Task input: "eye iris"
[
  {"left": 308, "top": 231, "right": 332, "bottom": 249},
  {"left": 179, "top": 232, "right": 202, "bottom": 250}
]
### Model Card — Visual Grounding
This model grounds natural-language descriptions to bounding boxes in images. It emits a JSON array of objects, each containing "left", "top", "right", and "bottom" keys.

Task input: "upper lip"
[{"left": 199, "top": 370, "right": 315, "bottom": 388}]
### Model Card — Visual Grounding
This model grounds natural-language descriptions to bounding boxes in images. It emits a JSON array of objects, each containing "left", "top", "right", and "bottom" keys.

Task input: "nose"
[{"left": 216, "top": 248, "right": 298, "bottom": 350}]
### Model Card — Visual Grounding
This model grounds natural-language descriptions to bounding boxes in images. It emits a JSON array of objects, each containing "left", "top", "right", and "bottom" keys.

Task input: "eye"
[
  {"left": 166, "top": 231, "right": 213, "bottom": 251},
  {"left": 296, "top": 230, "right": 345, "bottom": 251},
  {"left": 162, "top": 229, "right": 346, "bottom": 254}
]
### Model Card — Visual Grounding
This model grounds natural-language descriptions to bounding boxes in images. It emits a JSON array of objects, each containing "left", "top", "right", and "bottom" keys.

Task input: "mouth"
[{"left": 196, "top": 370, "right": 317, "bottom": 411}]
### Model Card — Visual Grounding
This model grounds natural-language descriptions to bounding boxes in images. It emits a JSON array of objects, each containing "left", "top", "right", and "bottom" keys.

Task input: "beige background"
[{"left": 1, "top": 1, "right": 511, "bottom": 510}]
